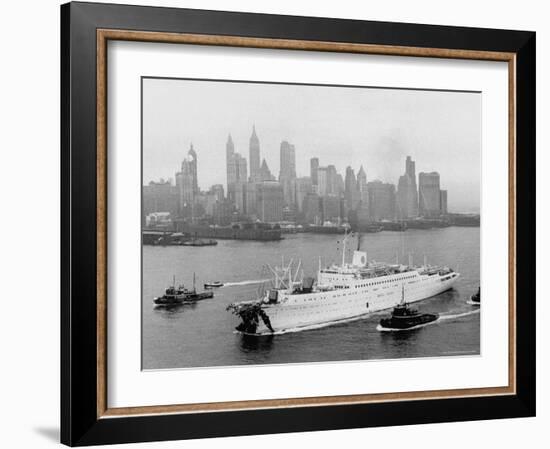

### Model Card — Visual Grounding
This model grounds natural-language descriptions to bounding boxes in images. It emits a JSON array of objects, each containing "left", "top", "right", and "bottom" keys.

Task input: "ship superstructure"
[{"left": 228, "top": 233, "right": 459, "bottom": 334}]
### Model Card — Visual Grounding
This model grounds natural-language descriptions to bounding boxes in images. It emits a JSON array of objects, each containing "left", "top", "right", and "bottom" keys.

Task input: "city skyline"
[{"left": 143, "top": 78, "right": 481, "bottom": 213}]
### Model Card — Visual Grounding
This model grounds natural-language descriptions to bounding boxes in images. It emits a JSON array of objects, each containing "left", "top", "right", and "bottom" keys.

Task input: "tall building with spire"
[
  {"left": 175, "top": 144, "right": 199, "bottom": 218},
  {"left": 249, "top": 125, "right": 260, "bottom": 182},
  {"left": 356, "top": 165, "right": 367, "bottom": 200}
]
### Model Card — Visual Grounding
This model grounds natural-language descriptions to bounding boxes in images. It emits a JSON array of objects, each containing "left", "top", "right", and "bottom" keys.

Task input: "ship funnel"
[
  {"left": 352, "top": 251, "right": 368, "bottom": 267},
  {"left": 302, "top": 277, "right": 314, "bottom": 290}
]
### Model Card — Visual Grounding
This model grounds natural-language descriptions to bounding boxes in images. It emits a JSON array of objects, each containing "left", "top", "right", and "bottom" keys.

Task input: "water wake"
[
  {"left": 223, "top": 279, "right": 270, "bottom": 287},
  {"left": 235, "top": 308, "right": 480, "bottom": 336},
  {"left": 235, "top": 313, "right": 373, "bottom": 336},
  {"left": 439, "top": 309, "right": 480, "bottom": 320}
]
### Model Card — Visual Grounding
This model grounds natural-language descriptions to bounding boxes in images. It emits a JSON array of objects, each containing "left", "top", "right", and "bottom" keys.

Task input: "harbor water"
[{"left": 142, "top": 227, "right": 480, "bottom": 369}]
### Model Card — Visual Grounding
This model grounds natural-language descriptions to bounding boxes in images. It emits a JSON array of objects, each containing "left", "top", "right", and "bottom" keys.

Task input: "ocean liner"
[{"left": 228, "top": 233, "right": 460, "bottom": 335}]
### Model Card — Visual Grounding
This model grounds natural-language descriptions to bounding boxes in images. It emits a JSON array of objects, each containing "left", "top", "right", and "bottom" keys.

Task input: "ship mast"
[{"left": 342, "top": 233, "right": 346, "bottom": 266}]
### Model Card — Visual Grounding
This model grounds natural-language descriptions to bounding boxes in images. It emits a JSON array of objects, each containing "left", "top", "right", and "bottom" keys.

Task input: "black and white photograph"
[{"left": 141, "top": 77, "right": 481, "bottom": 370}]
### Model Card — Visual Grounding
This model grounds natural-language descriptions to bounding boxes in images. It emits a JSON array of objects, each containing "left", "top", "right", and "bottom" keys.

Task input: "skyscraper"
[
  {"left": 355, "top": 165, "right": 369, "bottom": 222},
  {"left": 344, "top": 166, "right": 359, "bottom": 211},
  {"left": 226, "top": 134, "right": 236, "bottom": 190},
  {"left": 176, "top": 148, "right": 197, "bottom": 217},
  {"left": 279, "top": 141, "right": 297, "bottom": 179},
  {"left": 440, "top": 190, "right": 448, "bottom": 215},
  {"left": 317, "top": 167, "right": 329, "bottom": 196},
  {"left": 397, "top": 156, "right": 419, "bottom": 219},
  {"left": 327, "top": 165, "right": 338, "bottom": 195},
  {"left": 303, "top": 193, "right": 321, "bottom": 224},
  {"left": 367, "top": 180, "right": 396, "bottom": 220},
  {"left": 188, "top": 144, "right": 198, "bottom": 196},
  {"left": 249, "top": 125, "right": 260, "bottom": 182},
  {"left": 321, "top": 194, "right": 342, "bottom": 223},
  {"left": 257, "top": 181, "right": 284, "bottom": 223},
  {"left": 356, "top": 165, "right": 367, "bottom": 198},
  {"left": 226, "top": 134, "right": 248, "bottom": 211},
  {"left": 294, "top": 176, "right": 313, "bottom": 213},
  {"left": 310, "top": 157, "right": 319, "bottom": 188},
  {"left": 418, "top": 172, "right": 441, "bottom": 217},
  {"left": 279, "top": 140, "right": 297, "bottom": 206}
]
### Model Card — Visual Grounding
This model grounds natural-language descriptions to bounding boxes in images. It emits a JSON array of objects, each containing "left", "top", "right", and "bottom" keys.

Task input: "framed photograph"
[{"left": 61, "top": 1, "right": 535, "bottom": 446}]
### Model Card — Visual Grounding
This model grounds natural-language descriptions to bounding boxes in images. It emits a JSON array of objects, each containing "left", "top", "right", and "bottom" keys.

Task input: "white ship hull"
[{"left": 246, "top": 270, "right": 459, "bottom": 334}]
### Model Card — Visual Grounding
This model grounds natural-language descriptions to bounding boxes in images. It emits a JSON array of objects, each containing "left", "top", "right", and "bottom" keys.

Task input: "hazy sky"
[{"left": 143, "top": 78, "right": 481, "bottom": 213}]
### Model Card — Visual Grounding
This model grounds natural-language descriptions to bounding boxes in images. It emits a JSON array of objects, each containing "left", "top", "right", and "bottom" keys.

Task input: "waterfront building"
[
  {"left": 279, "top": 140, "right": 297, "bottom": 207},
  {"left": 143, "top": 179, "right": 178, "bottom": 219},
  {"left": 232, "top": 181, "right": 246, "bottom": 214},
  {"left": 303, "top": 192, "right": 322, "bottom": 224},
  {"left": 145, "top": 211, "right": 173, "bottom": 228},
  {"left": 367, "top": 180, "right": 396, "bottom": 220},
  {"left": 249, "top": 125, "right": 261, "bottom": 182},
  {"left": 257, "top": 181, "right": 284, "bottom": 223},
  {"left": 213, "top": 199, "right": 234, "bottom": 226},
  {"left": 245, "top": 182, "right": 258, "bottom": 217},
  {"left": 322, "top": 194, "right": 342, "bottom": 223},
  {"left": 282, "top": 206, "right": 296, "bottom": 223},
  {"left": 440, "top": 189, "right": 448, "bottom": 215},
  {"left": 356, "top": 205, "right": 370, "bottom": 225},
  {"left": 419, "top": 171, "right": 441, "bottom": 217},
  {"left": 194, "top": 191, "right": 217, "bottom": 217}
]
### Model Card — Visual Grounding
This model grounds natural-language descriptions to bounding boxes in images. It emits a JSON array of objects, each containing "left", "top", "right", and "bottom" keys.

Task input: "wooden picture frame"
[{"left": 61, "top": 1, "right": 535, "bottom": 446}]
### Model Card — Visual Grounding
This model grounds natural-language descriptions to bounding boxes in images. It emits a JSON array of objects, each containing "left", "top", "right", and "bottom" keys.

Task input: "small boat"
[
  {"left": 204, "top": 281, "right": 224, "bottom": 289},
  {"left": 378, "top": 285, "right": 439, "bottom": 331},
  {"left": 153, "top": 274, "right": 214, "bottom": 305},
  {"left": 467, "top": 286, "right": 480, "bottom": 305}
]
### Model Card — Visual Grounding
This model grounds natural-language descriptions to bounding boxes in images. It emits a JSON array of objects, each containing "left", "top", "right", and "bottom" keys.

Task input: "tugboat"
[
  {"left": 467, "top": 286, "right": 480, "bottom": 305},
  {"left": 204, "top": 281, "right": 224, "bottom": 289},
  {"left": 153, "top": 274, "right": 214, "bottom": 305},
  {"left": 378, "top": 286, "right": 439, "bottom": 331}
]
